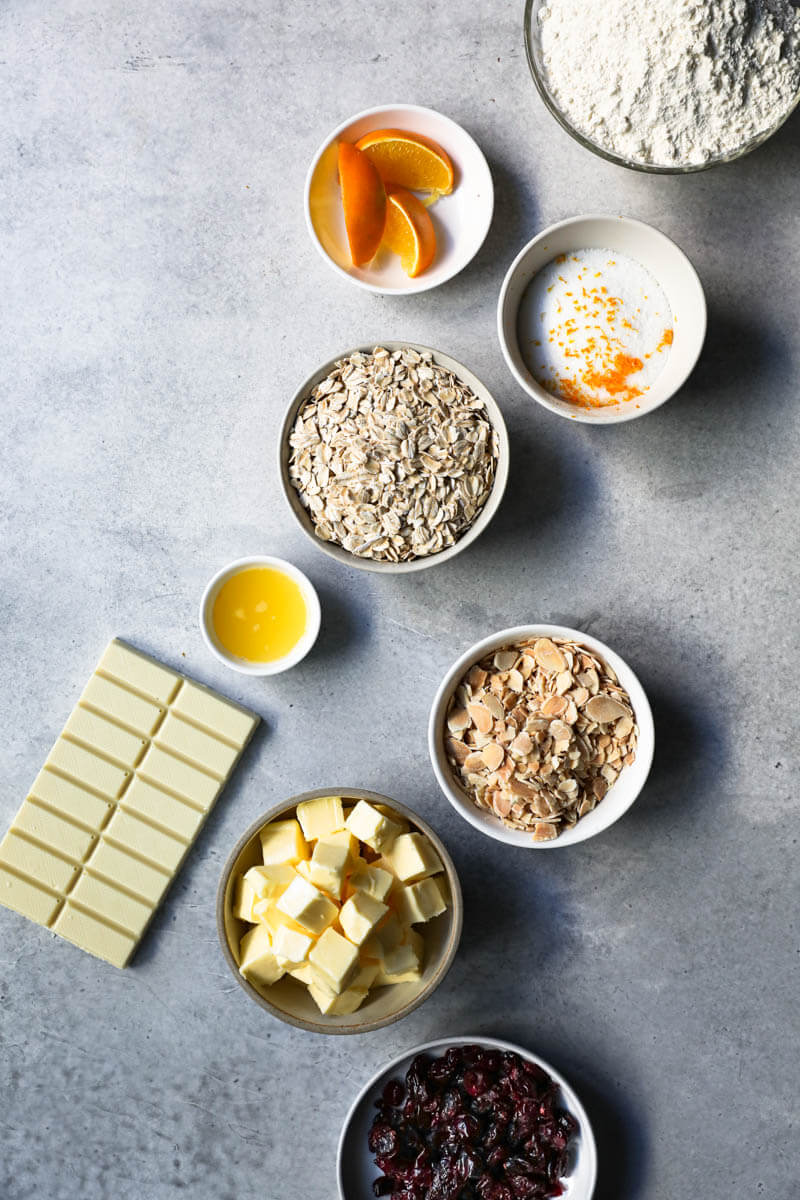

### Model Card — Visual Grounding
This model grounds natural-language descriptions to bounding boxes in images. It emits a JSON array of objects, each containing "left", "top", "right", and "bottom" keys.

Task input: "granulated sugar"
[
  {"left": 518, "top": 249, "right": 674, "bottom": 409},
  {"left": 538, "top": 0, "right": 800, "bottom": 166}
]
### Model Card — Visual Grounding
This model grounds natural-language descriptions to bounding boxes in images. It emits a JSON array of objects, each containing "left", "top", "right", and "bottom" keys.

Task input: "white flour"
[{"left": 538, "top": 0, "right": 800, "bottom": 166}]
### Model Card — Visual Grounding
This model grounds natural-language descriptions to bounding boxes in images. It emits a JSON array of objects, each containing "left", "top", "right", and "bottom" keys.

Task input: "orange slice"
[
  {"left": 338, "top": 142, "right": 386, "bottom": 267},
  {"left": 382, "top": 187, "right": 436, "bottom": 278},
  {"left": 355, "top": 129, "right": 454, "bottom": 195}
]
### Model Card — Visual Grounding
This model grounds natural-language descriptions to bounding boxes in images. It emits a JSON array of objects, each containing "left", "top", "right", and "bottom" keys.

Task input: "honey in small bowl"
[{"left": 212, "top": 567, "right": 307, "bottom": 664}]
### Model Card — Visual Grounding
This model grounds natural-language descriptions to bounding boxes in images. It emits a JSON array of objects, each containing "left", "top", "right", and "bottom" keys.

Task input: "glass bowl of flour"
[{"left": 524, "top": 0, "right": 800, "bottom": 172}]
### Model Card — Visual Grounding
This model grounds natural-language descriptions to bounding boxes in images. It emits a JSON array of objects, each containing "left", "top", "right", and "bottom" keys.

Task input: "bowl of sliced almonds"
[{"left": 429, "top": 625, "right": 654, "bottom": 847}]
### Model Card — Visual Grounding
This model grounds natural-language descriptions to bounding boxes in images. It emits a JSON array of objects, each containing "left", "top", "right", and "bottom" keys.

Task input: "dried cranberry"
[
  {"left": 463, "top": 1069, "right": 490, "bottom": 1097},
  {"left": 368, "top": 1048, "right": 577, "bottom": 1200}
]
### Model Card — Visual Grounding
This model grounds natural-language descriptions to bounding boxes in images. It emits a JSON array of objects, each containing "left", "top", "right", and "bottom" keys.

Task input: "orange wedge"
[
  {"left": 338, "top": 141, "right": 386, "bottom": 266},
  {"left": 355, "top": 129, "right": 454, "bottom": 195},
  {"left": 382, "top": 187, "right": 436, "bottom": 278}
]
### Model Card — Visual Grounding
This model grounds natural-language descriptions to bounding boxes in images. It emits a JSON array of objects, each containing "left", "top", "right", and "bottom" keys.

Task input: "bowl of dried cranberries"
[{"left": 337, "top": 1037, "right": 597, "bottom": 1199}]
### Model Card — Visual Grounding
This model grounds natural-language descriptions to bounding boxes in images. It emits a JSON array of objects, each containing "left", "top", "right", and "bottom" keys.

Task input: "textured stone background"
[{"left": 1, "top": 3, "right": 799, "bottom": 1198}]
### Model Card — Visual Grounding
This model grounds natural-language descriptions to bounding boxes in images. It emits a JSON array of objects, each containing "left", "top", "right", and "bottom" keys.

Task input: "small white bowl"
[
  {"left": 305, "top": 103, "right": 494, "bottom": 295},
  {"left": 278, "top": 342, "right": 510, "bottom": 575},
  {"left": 337, "top": 1036, "right": 598, "bottom": 1199},
  {"left": 199, "top": 556, "right": 321, "bottom": 676},
  {"left": 497, "top": 215, "right": 706, "bottom": 424},
  {"left": 429, "top": 624, "right": 655, "bottom": 848}
]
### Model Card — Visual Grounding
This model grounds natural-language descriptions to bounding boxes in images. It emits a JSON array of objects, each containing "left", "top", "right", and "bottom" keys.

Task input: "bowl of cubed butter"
[{"left": 216, "top": 788, "right": 463, "bottom": 1034}]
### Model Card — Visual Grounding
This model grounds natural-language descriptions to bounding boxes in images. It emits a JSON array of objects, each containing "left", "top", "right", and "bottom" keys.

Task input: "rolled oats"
[
  {"left": 444, "top": 636, "right": 638, "bottom": 840},
  {"left": 287, "top": 347, "right": 499, "bottom": 562}
]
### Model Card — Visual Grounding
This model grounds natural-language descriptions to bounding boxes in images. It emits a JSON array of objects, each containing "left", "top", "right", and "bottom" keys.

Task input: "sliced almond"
[
  {"left": 532, "top": 821, "right": 558, "bottom": 842},
  {"left": 585, "top": 694, "right": 629, "bottom": 724},
  {"left": 555, "top": 670, "right": 573, "bottom": 696},
  {"left": 446, "top": 738, "right": 470, "bottom": 765},
  {"left": 447, "top": 708, "right": 470, "bottom": 733},
  {"left": 481, "top": 742, "right": 505, "bottom": 771},
  {"left": 467, "top": 665, "right": 488, "bottom": 689},
  {"left": 615, "top": 716, "right": 634, "bottom": 738},
  {"left": 492, "top": 792, "right": 512, "bottom": 818},
  {"left": 483, "top": 693, "right": 505, "bottom": 721},
  {"left": 464, "top": 752, "right": 486, "bottom": 772},
  {"left": 507, "top": 668, "right": 524, "bottom": 693},
  {"left": 532, "top": 638, "right": 566, "bottom": 673},
  {"left": 493, "top": 649, "right": 518, "bottom": 671},
  {"left": 510, "top": 731, "right": 533, "bottom": 756},
  {"left": 467, "top": 701, "right": 493, "bottom": 734}
]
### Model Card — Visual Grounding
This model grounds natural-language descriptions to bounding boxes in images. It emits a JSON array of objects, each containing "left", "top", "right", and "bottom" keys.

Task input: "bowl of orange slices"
[{"left": 305, "top": 104, "right": 494, "bottom": 295}]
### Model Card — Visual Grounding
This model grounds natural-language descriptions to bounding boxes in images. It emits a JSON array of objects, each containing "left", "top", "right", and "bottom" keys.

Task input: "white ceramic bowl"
[
  {"left": 429, "top": 624, "right": 655, "bottom": 847},
  {"left": 338, "top": 1036, "right": 598, "bottom": 1199},
  {"left": 498, "top": 215, "right": 706, "bottom": 424},
  {"left": 305, "top": 103, "right": 494, "bottom": 295},
  {"left": 199, "top": 555, "right": 321, "bottom": 676},
  {"left": 278, "top": 342, "right": 510, "bottom": 575}
]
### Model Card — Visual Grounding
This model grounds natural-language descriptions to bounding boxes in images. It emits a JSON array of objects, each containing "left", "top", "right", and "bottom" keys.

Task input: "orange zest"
[
  {"left": 337, "top": 142, "right": 386, "bottom": 267},
  {"left": 381, "top": 187, "right": 436, "bottom": 278},
  {"left": 355, "top": 129, "right": 454, "bottom": 195}
]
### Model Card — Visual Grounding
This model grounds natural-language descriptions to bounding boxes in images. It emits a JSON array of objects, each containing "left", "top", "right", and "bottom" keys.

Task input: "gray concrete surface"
[{"left": 1, "top": 3, "right": 799, "bottom": 1198}]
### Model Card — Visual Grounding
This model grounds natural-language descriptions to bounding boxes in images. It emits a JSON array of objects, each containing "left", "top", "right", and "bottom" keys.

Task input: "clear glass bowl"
[{"left": 524, "top": 0, "right": 800, "bottom": 175}]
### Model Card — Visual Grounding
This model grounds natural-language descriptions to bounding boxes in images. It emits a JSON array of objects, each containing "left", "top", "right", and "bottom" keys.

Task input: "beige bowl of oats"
[
  {"left": 278, "top": 343, "right": 509, "bottom": 573},
  {"left": 429, "top": 625, "right": 654, "bottom": 847}
]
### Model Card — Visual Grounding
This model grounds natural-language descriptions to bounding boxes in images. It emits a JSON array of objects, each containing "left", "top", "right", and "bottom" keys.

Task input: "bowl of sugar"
[{"left": 497, "top": 214, "right": 706, "bottom": 424}]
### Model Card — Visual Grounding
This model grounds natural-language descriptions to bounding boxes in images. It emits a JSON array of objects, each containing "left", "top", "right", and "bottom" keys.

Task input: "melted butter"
[{"left": 212, "top": 567, "right": 306, "bottom": 663}]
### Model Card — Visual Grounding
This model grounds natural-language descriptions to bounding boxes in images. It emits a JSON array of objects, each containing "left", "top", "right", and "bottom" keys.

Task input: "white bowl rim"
[
  {"left": 497, "top": 213, "right": 707, "bottom": 425},
  {"left": 337, "top": 1034, "right": 598, "bottom": 1199},
  {"left": 277, "top": 341, "right": 510, "bottom": 574},
  {"left": 429, "top": 623, "right": 655, "bottom": 848},
  {"left": 304, "top": 102, "right": 494, "bottom": 296},
  {"left": 199, "top": 555, "right": 321, "bottom": 676}
]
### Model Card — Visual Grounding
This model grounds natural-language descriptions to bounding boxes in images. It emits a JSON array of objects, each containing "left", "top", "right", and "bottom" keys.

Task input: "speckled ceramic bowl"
[{"left": 217, "top": 789, "right": 463, "bottom": 1034}]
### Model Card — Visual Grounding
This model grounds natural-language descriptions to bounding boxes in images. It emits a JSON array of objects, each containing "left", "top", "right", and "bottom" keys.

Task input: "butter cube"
[
  {"left": 308, "top": 838, "right": 350, "bottom": 898},
  {"left": 308, "top": 927, "right": 359, "bottom": 994},
  {"left": 244, "top": 863, "right": 295, "bottom": 899},
  {"left": 296, "top": 795, "right": 345, "bottom": 841},
  {"left": 276, "top": 875, "right": 338, "bottom": 935},
  {"left": 288, "top": 963, "right": 313, "bottom": 985},
  {"left": 272, "top": 924, "right": 314, "bottom": 968},
  {"left": 362, "top": 912, "right": 404, "bottom": 961},
  {"left": 339, "top": 892, "right": 388, "bottom": 946},
  {"left": 348, "top": 863, "right": 394, "bottom": 903},
  {"left": 381, "top": 832, "right": 443, "bottom": 883},
  {"left": 375, "top": 934, "right": 424, "bottom": 985},
  {"left": 238, "top": 925, "right": 285, "bottom": 987},
  {"left": 393, "top": 877, "right": 447, "bottom": 925},
  {"left": 233, "top": 875, "right": 260, "bottom": 923},
  {"left": 308, "top": 984, "right": 368, "bottom": 1016},
  {"left": 259, "top": 819, "right": 307, "bottom": 866},
  {"left": 353, "top": 961, "right": 379, "bottom": 991},
  {"left": 345, "top": 800, "right": 402, "bottom": 853},
  {"left": 323, "top": 828, "right": 359, "bottom": 860}
]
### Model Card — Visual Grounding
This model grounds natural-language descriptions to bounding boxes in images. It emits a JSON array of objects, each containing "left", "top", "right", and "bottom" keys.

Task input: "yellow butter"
[
  {"left": 308, "top": 838, "right": 350, "bottom": 898},
  {"left": 295, "top": 795, "right": 345, "bottom": 841},
  {"left": 393, "top": 877, "right": 447, "bottom": 925},
  {"left": 308, "top": 926, "right": 360, "bottom": 994},
  {"left": 309, "top": 984, "right": 368, "bottom": 1016},
  {"left": 272, "top": 924, "right": 314, "bottom": 967},
  {"left": 259, "top": 819, "right": 307, "bottom": 866},
  {"left": 275, "top": 875, "right": 337, "bottom": 935},
  {"left": 345, "top": 800, "right": 401, "bottom": 853},
  {"left": 339, "top": 891, "right": 388, "bottom": 946},
  {"left": 381, "top": 832, "right": 443, "bottom": 883},
  {"left": 347, "top": 862, "right": 393, "bottom": 902},
  {"left": 238, "top": 924, "right": 284, "bottom": 987}
]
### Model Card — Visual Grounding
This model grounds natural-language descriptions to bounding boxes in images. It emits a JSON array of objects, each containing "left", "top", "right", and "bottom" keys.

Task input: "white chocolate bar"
[{"left": 0, "top": 639, "right": 259, "bottom": 967}]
